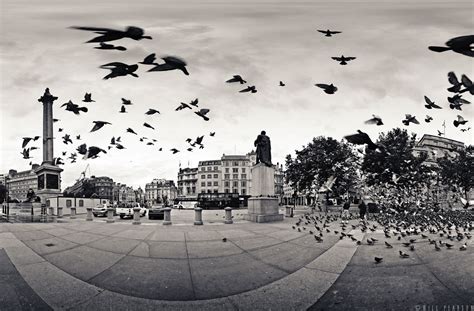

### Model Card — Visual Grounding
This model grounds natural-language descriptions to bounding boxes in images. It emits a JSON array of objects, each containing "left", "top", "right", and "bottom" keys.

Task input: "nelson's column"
[{"left": 34, "top": 88, "right": 63, "bottom": 203}]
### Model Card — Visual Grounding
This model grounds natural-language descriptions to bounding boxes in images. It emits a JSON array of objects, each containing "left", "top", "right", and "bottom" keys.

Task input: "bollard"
[
  {"left": 194, "top": 207, "right": 203, "bottom": 225},
  {"left": 106, "top": 207, "right": 115, "bottom": 223},
  {"left": 86, "top": 207, "right": 93, "bottom": 221},
  {"left": 49, "top": 206, "right": 54, "bottom": 216},
  {"left": 224, "top": 207, "right": 233, "bottom": 224},
  {"left": 163, "top": 208, "right": 172, "bottom": 225},
  {"left": 285, "top": 205, "right": 292, "bottom": 217},
  {"left": 57, "top": 206, "right": 63, "bottom": 218},
  {"left": 132, "top": 207, "right": 141, "bottom": 225},
  {"left": 70, "top": 207, "right": 77, "bottom": 219}
]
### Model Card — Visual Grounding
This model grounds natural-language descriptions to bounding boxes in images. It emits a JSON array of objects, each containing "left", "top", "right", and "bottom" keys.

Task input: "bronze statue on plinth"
[{"left": 254, "top": 130, "right": 272, "bottom": 167}]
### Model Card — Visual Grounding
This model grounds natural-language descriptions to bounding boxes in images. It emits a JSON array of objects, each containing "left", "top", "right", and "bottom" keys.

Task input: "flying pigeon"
[
  {"left": 126, "top": 128, "right": 138, "bottom": 135},
  {"left": 139, "top": 53, "right": 158, "bottom": 65},
  {"left": 317, "top": 29, "right": 342, "bottom": 37},
  {"left": 424, "top": 96, "right": 442, "bottom": 109},
  {"left": 364, "top": 115, "right": 383, "bottom": 126},
  {"left": 94, "top": 42, "right": 127, "bottom": 51},
  {"left": 332, "top": 55, "right": 356, "bottom": 65},
  {"left": 344, "top": 130, "right": 380, "bottom": 151},
  {"left": 100, "top": 62, "right": 138, "bottom": 79},
  {"left": 176, "top": 102, "right": 192, "bottom": 111},
  {"left": 279, "top": 81, "right": 285, "bottom": 86},
  {"left": 453, "top": 115, "right": 468, "bottom": 127},
  {"left": 62, "top": 134, "right": 73, "bottom": 145},
  {"left": 145, "top": 108, "right": 160, "bottom": 115},
  {"left": 143, "top": 122, "right": 155, "bottom": 130},
  {"left": 170, "top": 148, "right": 180, "bottom": 154},
  {"left": 189, "top": 98, "right": 199, "bottom": 107},
  {"left": 428, "top": 35, "right": 474, "bottom": 58},
  {"left": 425, "top": 115, "right": 433, "bottom": 123},
  {"left": 240, "top": 86, "right": 257, "bottom": 93},
  {"left": 195, "top": 109, "right": 210, "bottom": 121},
  {"left": 315, "top": 83, "right": 338, "bottom": 94},
  {"left": 61, "top": 100, "right": 88, "bottom": 114},
  {"left": 90, "top": 121, "right": 111, "bottom": 132},
  {"left": 402, "top": 114, "right": 420, "bottom": 126},
  {"left": 148, "top": 56, "right": 189, "bottom": 75},
  {"left": 70, "top": 26, "right": 152, "bottom": 43},
  {"left": 83, "top": 93, "right": 95, "bottom": 102},
  {"left": 83, "top": 146, "right": 107, "bottom": 159},
  {"left": 22, "top": 136, "right": 40, "bottom": 148},
  {"left": 447, "top": 72, "right": 462, "bottom": 93},
  {"left": 226, "top": 75, "right": 246, "bottom": 84}
]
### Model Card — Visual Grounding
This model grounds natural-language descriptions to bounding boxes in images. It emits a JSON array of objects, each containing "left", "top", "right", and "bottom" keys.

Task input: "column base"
[{"left": 244, "top": 197, "right": 283, "bottom": 223}]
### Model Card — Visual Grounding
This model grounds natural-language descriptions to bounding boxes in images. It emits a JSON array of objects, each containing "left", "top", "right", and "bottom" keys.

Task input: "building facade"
[
  {"left": 177, "top": 167, "right": 198, "bottom": 199},
  {"left": 413, "top": 134, "right": 465, "bottom": 166},
  {"left": 64, "top": 175, "right": 114, "bottom": 200},
  {"left": 145, "top": 179, "right": 178, "bottom": 205},
  {"left": 5, "top": 166, "right": 39, "bottom": 201}
]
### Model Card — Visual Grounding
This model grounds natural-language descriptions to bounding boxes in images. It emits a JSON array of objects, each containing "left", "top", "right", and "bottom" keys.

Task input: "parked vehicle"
[
  {"left": 173, "top": 201, "right": 198, "bottom": 209},
  {"left": 197, "top": 193, "right": 240, "bottom": 209},
  {"left": 148, "top": 205, "right": 166, "bottom": 220},
  {"left": 92, "top": 204, "right": 116, "bottom": 217},
  {"left": 116, "top": 203, "right": 146, "bottom": 219}
]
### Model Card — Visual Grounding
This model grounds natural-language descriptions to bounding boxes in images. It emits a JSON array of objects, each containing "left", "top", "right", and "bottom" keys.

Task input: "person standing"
[
  {"left": 342, "top": 200, "right": 350, "bottom": 220},
  {"left": 358, "top": 200, "right": 367, "bottom": 220}
]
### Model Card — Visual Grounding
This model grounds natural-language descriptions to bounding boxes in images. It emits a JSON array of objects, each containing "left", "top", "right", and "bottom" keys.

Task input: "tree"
[
  {"left": 437, "top": 145, "right": 474, "bottom": 202},
  {"left": 285, "top": 136, "right": 359, "bottom": 198}
]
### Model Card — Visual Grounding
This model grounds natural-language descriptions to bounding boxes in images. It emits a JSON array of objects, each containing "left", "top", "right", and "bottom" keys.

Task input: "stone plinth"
[{"left": 245, "top": 164, "right": 283, "bottom": 223}]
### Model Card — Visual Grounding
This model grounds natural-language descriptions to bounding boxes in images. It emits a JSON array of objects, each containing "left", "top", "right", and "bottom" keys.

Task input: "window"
[
  {"left": 241, "top": 181, "right": 247, "bottom": 187},
  {"left": 201, "top": 167, "right": 205, "bottom": 171},
  {"left": 241, "top": 174, "right": 247, "bottom": 179},
  {"left": 224, "top": 181, "right": 230, "bottom": 187},
  {"left": 233, "top": 188, "right": 239, "bottom": 193},
  {"left": 207, "top": 181, "right": 212, "bottom": 186},
  {"left": 201, "top": 190, "right": 205, "bottom": 193},
  {"left": 207, "top": 189, "right": 212, "bottom": 193},
  {"left": 46, "top": 199, "right": 50, "bottom": 207},
  {"left": 207, "top": 174, "right": 212, "bottom": 179},
  {"left": 225, "top": 168, "right": 229, "bottom": 173},
  {"left": 233, "top": 168, "right": 238, "bottom": 173},
  {"left": 242, "top": 189, "right": 246, "bottom": 195},
  {"left": 213, "top": 181, "right": 218, "bottom": 186},
  {"left": 66, "top": 200, "right": 72, "bottom": 207},
  {"left": 233, "top": 174, "right": 238, "bottom": 179},
  {"left": 241, "top": 168, "right": 246, "bottom": 173},
  {"left": 201, "top": 182, "right": 205, "bottom": 187},
  {"left": 201, "top": 175, "right": 206, "bottom": 179},
  {"left": 207, "top": 167, "right": 211, "bottom": 171},
  {"left": 233, "top": 181, "right": 238, "bottom": 187},
  {"left": 214, "top": 166, "right": 218, "bottom": 171},
  {"left": 213, "top": 174, "right": 218, "bottom": 178},
  {"left": 214, "top": 189, "right": 218, "bottom": 193},
  {"left": 224, "top": 174, "right": 230, "bottom": 180},
  {"left": 225, "top": 189, "right": 230, "bottom": 193},
  {"left": 78, "top": 200, "right": 84, "bottom": 207},
  {"left": 233, "top": 161, "right": 239, "bottom": 166}
]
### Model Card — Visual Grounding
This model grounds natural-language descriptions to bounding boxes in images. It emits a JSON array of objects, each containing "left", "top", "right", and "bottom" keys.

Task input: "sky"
[{"left": 0, "top": 0, "right": 473, "bottom": 189}]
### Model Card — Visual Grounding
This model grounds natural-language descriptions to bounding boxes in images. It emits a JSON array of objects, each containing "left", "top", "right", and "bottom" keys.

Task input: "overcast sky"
[{"left": 0, "top": 0, "right": 472, "bottom": 189}]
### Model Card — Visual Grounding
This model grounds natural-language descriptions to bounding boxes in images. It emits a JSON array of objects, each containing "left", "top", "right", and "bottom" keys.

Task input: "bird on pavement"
[
  {"left": 226, "top": 75, "right": 246, "bottom": 84},
  {"left": 240, "top": 86, "right": 257, "bottom": 93},
  {"left": 424, "top": 96, "right": 442, "bottom": 109},
  {"left": 70, "top": 25, "right": 152, "bottom": 43},
  {"left": 399, "top": 250, "right": 410, "bottom": 258},
  {"left": 364, "top": 115, "right": 384, "bottom": 126},
  {"left": 315, "top": 83, "right": 338, "bottom": 94},
  {"left": 385, "top": 241, "right": 393, "bottom": 248},
  {"left": 332, "top": 55, "right": 356, "bottom": 65},
  {"left": 100, "top": 62, "right": 138, "bottom": 79},
  {"left": 148, "top": 56, "right": 189, "bottom": 75},
  {"left": 428, "top": 35, "right": 474, "bottom": 58},
  {"left": 94, "top": 42, "right": 127, "bottom": 51},
  {"left": 90, "top": 121, "right": 111, "bottom": 132},
  {"left": 317, "top": 29, "right": 341, "bottom": 37}
]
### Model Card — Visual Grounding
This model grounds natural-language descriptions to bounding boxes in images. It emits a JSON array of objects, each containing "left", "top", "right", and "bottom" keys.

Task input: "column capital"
[{"left": 38, "top": 88, "right": 58, "bottom": 104}]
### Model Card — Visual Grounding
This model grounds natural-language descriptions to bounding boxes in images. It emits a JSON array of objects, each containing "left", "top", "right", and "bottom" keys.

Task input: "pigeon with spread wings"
[
  {"left": 100, "top": 62, "right": 138, "bottom": 79},
  {"left": 70, "top": 26, "right": 152, "bottom": 43},
  {"left": 148, "top": 56, "right": 189, "bottom": 75}
]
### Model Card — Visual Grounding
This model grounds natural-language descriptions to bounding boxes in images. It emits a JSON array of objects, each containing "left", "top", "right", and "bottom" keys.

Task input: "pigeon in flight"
[
  {"left": 170, "top": 148, "right": 180, "bottom": 154},
  {"left": 70, "top": 26, "right": 152, "bottom": 43},
  {"left": 148, "top": 56, "right": 189, "bottom": 75},
  {"left": 76, "top": 135, "right": 81, "bottom": 140},
  {"left": 453, "top": 115, "right": 468, "bottom": 127},
  {"left": 145, "top": 108, "right": 160, "bottom": 115},
  {"left": 21, "top": 148, "right": 31, "bottom": 159},
  {"left": 119, "top": 105, "right": 127, "bottom": 113},
  {"left": 147, "top": 142, "right": 154, "bottom": 146},
  {"left": 176, "top": 102, "right": 192, "bottom": 111},
  {"left": 126, "top": 128, "right": 138, "bottom": 135},
  {"left": 448, "top": 94, "right": 470, "bottom": 110},
  {"left": 437, "top": 130, "right": 444, "bottom": 136},
  {"left": 344, "top": 130, "right": 380, "bottom": 151},
  {"left": 139, "top": 53, "right": 158, "bottom": 65},
  {"left": 143, "top": 122, "right": 155, "bottom": 130},
  {"left": 315, "top": 83, "right": 338, "bottom": 94},
  {"left": 332, "top": 55, "right": 356, "bottom": 65},
  {"left": 62, "top": 151, "right": 67, "bottom": 156},
  {"left": 460, "top": 74, "right": 474, "bottom": 94},
  {"left": 53, "top": 118, "right": 59, "bottom": 123},
  {"left": 100, "top": 62, "right": 138, "bottom": 79},
  {"left": 195, "top": 135, "right": 204, "bottom": 145},
  {"left": 447, "top": 72, "right": 462, "bottom": 93},
  {"left": 83, "top": 93, "right": 95, "bottom": 103},
  {"left": 61, "top": 100, "right": 88, "bottom": 115},
  {"left": 58, "top": 128, "right": 63, "bottom": 132},
  {"left": 195, "top": 109, "right": 210, "bottom": 121},
  {"left": 53, "top": 157, "right": 64, "bottom": 166},
  {"left": 189, "top": 98, "right": 199, "bottom": 107},
  {"left": 62, "top": 134, "right": 73, "bottom": 145},
  {"left": 364, "top": 115, "right": 383, "bottom": 126},
  {"left": 424, "top": 96, "right": 442, "bottom": 109},
  {"left": 210, "top": 132, "right": 215, "bottom": 136},
  {"left": 22, "top": 136, "right": 40, "bottom": 148},
  {"left": 428, "top": 35, "right": 474, "bottom": 57},
  {"left": 317, "top": 29, "right": 342, "bottom": 37},
  {"left": 226, "top": 75, "right": 247, "bottom": 84},
  {"left": 279, "top": 81, "right": 285, "bottom": 86},
  {"left": 94, "top": 42, "right": 127, "bottom": 51},
  {"left": 240, "top": 86, "right": 257, "bottom": 93},
  {"left": 460, "top": 127, "right": 471, "bottom": 132},
  {"left": 402, "top": 114, "right": 420, "bottom": 126},
  {"left": 425, "top": 115, "right": 433, "bottom": 123},
  {"left": 90, "top": 121, "right": 112, "bottom": 132},
  {"left": 83, "top": 146, "right": 107, "bottom": 159},
  {"left": 187, "top": 148, "right": 193, "bottom": 152},
  {"left": 116, "top": 143, "right": 125, "bottom": 149}
]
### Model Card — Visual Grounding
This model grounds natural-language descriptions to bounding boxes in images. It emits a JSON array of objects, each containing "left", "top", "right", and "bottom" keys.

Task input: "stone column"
[
  {"left": 70, "top": 207, "right": 76, "bottom": 219},
  {"left": 194, "top": 207, "right": 203, "bottom": 225},
  {"left": 224, "top": 207, "right": 233, "bottom": 224},
  {"left": 163, "top": 208, "right": 172, "bottom": 225},
  {"left": 106, "top": 207, "right": 115, "bottom": 223},
  {"left": 49, "top": 206, "right": 54, "bottom": 216},
  {"left": 86, "top": 207, "right": 93, "bottom": 221},
  {"left": 38, "top": 88, "right": 57, "bottom": 164},
  {"left": 132, "top": 207, "right": 141, "bottom": 225},
  {"left": 57, "top": 206, "right": 63, "bottom": 218}
]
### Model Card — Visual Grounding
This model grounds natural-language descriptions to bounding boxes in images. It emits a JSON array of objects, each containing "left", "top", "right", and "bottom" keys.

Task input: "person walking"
[
  {"left": 358, "top": 200, "right": 367, "bottom": 220},
  {"left": 342, "top": 200, "right": 350, "bottom": 221}
]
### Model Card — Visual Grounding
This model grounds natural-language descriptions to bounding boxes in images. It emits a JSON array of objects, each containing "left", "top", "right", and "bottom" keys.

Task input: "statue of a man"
[{"left": 254, "top": 130, "right": 272, "bottom": 166}]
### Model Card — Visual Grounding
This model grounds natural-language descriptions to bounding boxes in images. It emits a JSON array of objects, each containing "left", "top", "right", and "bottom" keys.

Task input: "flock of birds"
[
  {"left": 291, "top": 207, "right": 472, "bottom": 264},
  {"left": 17, "top": 26, "right": 472, "bottom": 174}
]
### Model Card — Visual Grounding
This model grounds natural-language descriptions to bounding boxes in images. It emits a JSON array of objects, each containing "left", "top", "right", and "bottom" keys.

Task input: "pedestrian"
[
  {"left": 358, "top": 200, "right": 367, "bottom": 220},
  {"left": 342, "top": 200, "right": 350, "bottom": 220}
]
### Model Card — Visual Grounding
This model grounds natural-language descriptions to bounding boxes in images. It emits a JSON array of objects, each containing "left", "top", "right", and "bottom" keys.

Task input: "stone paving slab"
[
  {"left": 147, "top": 230, "right": 185, "bottom": 241},
  {"left": 187, "top": 240, "right": 244, "bottom": 258},
  {"left": 231, "top": 235, "right": 283, "bottom": 251},
  {"left": 23, "top": 237, "right": 79, "bottom": 255},
  {"left": 148, "top": 241, "right": 188, "bottom": 259},
  {"left": 44, "top": 246, "right": 124, "bottom": 281},
  {"left": 60, "top": 231, "right": 105, "bottom": 244},
  {"left": 89, "top": 256, "right": 195, "bottom": 301},
  {"left": 12, "top": 230, "right": 55, "bottom": 241},
  {"left": 185, "top": 230, "right": 225, "bottom": 241},
  {"left": 87, "top": 236, "right": 141, "bottom": 255}
]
